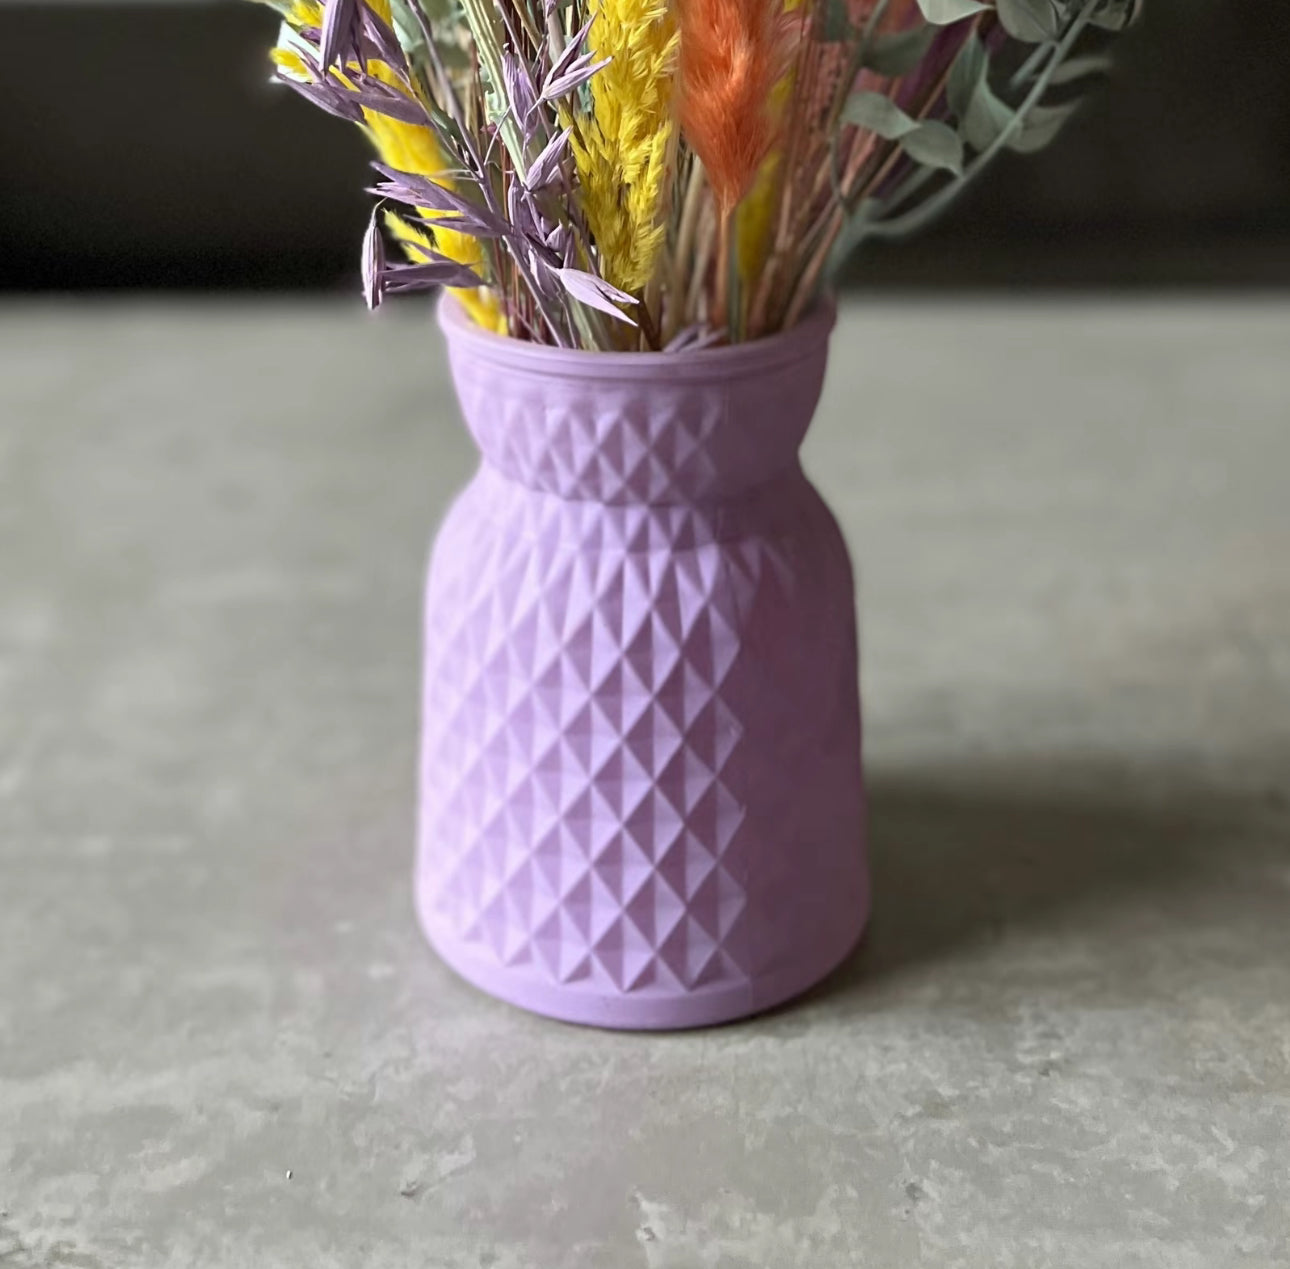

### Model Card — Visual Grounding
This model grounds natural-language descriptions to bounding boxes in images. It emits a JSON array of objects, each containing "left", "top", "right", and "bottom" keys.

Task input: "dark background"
[{"left": 3, "top": 0, "right": 1288, "bottom": 290}]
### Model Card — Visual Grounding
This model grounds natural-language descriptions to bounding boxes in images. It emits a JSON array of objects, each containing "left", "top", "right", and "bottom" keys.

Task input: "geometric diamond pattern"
[{"left": 416, "top": 300, "right": 869, "bottom": 1028}]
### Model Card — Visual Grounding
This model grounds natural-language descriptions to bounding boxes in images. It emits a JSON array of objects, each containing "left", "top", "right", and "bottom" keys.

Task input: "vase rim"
[{"left": 437, "top": 293, "right": 836, "bottom": 381}]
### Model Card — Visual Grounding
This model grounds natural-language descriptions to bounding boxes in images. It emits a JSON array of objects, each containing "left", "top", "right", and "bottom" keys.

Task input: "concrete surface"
[{"left": 1, "top": 298, "right": 1289, "bottom": 1268}]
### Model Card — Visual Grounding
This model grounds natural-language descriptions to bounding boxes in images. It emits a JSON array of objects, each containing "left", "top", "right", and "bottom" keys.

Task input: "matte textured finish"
[
  {"left": 2, "top": 299, "right": 1289, "bottom": 1268},
  {"left": 418, "top": 301, "right": 868, "bottom": 1027}
]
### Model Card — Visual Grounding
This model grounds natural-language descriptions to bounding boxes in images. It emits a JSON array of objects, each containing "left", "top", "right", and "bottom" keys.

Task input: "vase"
[{"left": 415, "top": 296, "right": 868, "bottom": 1029}]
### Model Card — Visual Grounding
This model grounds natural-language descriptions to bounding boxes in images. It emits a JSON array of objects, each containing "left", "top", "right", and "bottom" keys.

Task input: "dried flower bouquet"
[{"left": 256, "top": 0, "right": 1137, "bottom": 348}]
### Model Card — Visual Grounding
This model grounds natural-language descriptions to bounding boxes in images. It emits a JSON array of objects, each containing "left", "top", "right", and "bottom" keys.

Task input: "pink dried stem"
[{"left": 782, "top": 35, "right": 965, "bottom": 327}]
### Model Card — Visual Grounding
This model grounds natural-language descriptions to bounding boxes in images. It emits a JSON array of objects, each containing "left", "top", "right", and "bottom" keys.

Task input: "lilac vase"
[{"left": 416, "top": 297, "right": 868, "bottom": 1029}]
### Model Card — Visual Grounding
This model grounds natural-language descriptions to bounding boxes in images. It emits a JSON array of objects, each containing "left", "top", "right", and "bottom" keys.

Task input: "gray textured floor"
[{"left": 2, "top": 299, "right": 1289, "bottom": 1268}]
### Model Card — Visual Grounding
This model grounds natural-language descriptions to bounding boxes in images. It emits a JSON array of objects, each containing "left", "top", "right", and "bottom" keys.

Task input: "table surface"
[{"left": 2, "top": 298, "right": 1289, "bottom": 1268}]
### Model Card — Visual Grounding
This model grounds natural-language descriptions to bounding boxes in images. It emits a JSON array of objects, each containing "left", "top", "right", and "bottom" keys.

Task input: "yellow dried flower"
[
  {"left": 287, "top": 0, "right": 323, "bottom": 26},
  {"left": 735, "top": 151, "right": 783, "bottom": 282},
  {"left": 269, "top": 44, "right": 311, "bottom": 80},
  {"left": 734, "top": 10, "right": 799, "bottom": 286},
  {"left": 384, "top": 212, "right": 508, "bottom": 334},
  {"left": 570, "top": 0, "right": 678, "bottom": 294}
]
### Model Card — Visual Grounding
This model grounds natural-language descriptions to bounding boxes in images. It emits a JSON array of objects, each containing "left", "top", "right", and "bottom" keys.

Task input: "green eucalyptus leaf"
[
  {"left": 964, "top": 74, "right": 1016, "bottom": 150},
  {"left": 843, "top": 91, "right": 919, "bottom": 138},
  {"left": 900, "top": 121, "right": 966, "bottom": 174},
  {"left": 387, "top": 0, "right": 427, "bottom": 60},
  {"left": 861, "top": 24, "right": 938, "bottom": 75},
  {"left": 1089, "top": 0, "right": 1141, "bottom": 29},
  {"left": 1049, "top": 53, "right": 1115, "bottom": 84},
  {"left": 386, "top": 0, "right": 471, "bottom": 76},
  {"left": 1007, "top": 100, "right": 1080, "bottom": 152},
  {"left": 844, "top": 93, "right": 965, "bottom": 174},
  {"left": 947, "top": 32, "right": 987, "bottom": 118},
  {"left": 947, "top": 33, "right": 1015, "bottom": 150},
  {"left": 823, "top": 0, "right": 854, "bottom": 42},
  {"left": 915, "top": 0, "right": 988, "bottom": 25},
  {"left": 996, "top": 0, "right": 1059, "bottom": 42}
]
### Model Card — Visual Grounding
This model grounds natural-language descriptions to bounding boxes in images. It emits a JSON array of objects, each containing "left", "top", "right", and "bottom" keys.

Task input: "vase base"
[{"left": 417, "top": 888, "right": 870, "bottom": 1031}]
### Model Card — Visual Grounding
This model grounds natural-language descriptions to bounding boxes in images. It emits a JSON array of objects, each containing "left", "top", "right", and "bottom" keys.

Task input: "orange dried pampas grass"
[{"left": 675, "top": 0, "right": 793, "bottom": 218}]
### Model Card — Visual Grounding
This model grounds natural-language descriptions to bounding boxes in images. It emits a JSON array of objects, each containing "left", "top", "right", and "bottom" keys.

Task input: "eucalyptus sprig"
[{"left": 825, "top": 0, "right": 1138, "bottom": 273}]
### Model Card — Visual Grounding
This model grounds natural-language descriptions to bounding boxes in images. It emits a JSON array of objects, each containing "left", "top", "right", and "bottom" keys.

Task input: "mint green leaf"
[
  {"left": 947, "top": 32, "right": 987, "bottom": 118},
  {"left": 947, "top": 37, "right": 1014, "bottom": 151},
  {"left": 1049, "top": 53, "right": 1115, "bottom": 84},
  {"left": 1007, "top": 100, "right": 1080, "bottom": 153},
  {"left": 862, "top": 24, "right": 938, "bottom": 76},
  {"left": 916, "top": 0, "right": 988, "bottom": 24},
  {"left": 822, "top": 0, "right": 853, "bottom": 42},
  {"left": 843, "top": 91, "right": 920, "bottom": 139},
  {"left": 1090, "top": 0, "right": 1142, "bottom": 30},
  {"left": 964, "top": 74, "right": 1016, "bottom": 150},
  {"left": 997, "top": 0, "right": 1059, "bottom": 42},
  {"left": 844, "top": 93, "right": 965, "bottom": 175},
  {"left": 900, "top": 121, "right": 966, "bottom": 174}
]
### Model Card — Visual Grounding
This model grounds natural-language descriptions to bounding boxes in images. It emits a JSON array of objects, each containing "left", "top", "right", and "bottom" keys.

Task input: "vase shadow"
[{"left": 806, "top": 753, "right": 1287, "bottom": 1005}]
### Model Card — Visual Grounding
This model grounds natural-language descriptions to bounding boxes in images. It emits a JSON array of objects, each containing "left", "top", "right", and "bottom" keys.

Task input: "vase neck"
[{"left": 441, "top": 307, "right": 834, "bottom": 507}]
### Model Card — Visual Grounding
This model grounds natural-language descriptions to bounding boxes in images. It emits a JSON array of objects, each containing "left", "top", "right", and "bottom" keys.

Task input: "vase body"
[{"left": 416, "top": 298, "right": 868, "bottom": 1029}]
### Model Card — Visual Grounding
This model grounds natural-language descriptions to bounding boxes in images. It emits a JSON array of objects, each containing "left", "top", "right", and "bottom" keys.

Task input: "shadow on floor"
[{"left": 808, "top": 755, "right": 1288, "bottom": 1003}]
